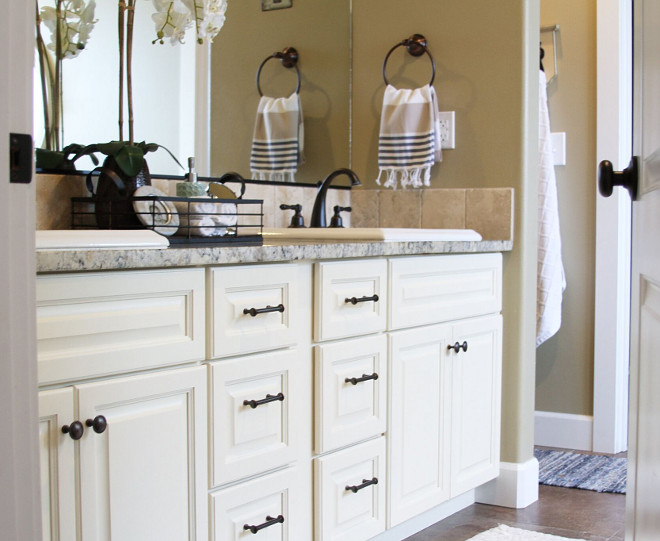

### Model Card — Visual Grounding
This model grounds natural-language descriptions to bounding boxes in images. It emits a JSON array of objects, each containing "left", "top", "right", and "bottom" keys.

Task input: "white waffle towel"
[
  {"left": 376, "top": 84, "right": 442, "bottom": 189},
  {"left": 537, "top": 70, "right": 566, "bottom": 347}
]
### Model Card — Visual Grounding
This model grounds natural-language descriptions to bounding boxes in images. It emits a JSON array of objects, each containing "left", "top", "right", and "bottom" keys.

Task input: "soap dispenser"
[{"left": 176, "top": 157, "right": 206, "bottom": 197}]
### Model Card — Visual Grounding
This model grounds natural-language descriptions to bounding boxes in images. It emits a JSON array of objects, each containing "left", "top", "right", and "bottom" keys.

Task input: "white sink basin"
[
  {"left": 262, "top": 227, "right": 482, "bottom": 242},
  {"left": 36, "top": 230, "right": 170, "bottom": 250}
]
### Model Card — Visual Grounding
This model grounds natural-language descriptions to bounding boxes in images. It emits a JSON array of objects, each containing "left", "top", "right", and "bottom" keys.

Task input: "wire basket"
[{"left": 71, "top": 195, "right": 264, "bottom": 246}]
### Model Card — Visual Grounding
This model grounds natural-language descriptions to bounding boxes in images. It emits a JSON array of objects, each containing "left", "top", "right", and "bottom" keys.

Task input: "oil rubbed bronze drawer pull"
[
  {"left": 244, "top": 514, "right": 285, "bottom": 534},
  {"left": 243, "top": 393, "right": 285, "bottom": 409},
  {"left": 345, "top": 294, "right": 379, "bottom": 305},
  {"left": 345, "top": 373, "right": 379, "bottom": 386},
  {"left": 243, "top": 304, "right": 285, "bottom": 317},
  {"left": 447, "top": 341, "right": 468, "bottom": 353},
  {"left": 345, "top": 477, "right": 379, "bottom": 493}
]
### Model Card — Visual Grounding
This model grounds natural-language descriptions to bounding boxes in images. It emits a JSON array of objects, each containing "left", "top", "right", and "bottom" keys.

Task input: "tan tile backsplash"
[{"left": 35, "top": 173, "right": 513, "bottom": 240}]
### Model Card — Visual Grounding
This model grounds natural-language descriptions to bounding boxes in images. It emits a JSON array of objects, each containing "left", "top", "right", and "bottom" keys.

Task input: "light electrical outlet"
[{"left": 438, "top": 111, "right": 455, "bottom": 150}]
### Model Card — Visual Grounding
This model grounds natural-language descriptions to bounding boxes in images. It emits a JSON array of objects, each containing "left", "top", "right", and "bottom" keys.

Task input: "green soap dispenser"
[{"left": 176, "top": 157, "right": 206, "bottom": 197}]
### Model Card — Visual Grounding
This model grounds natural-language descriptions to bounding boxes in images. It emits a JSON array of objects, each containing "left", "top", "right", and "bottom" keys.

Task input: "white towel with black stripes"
[
  {"left": 376, "top": 84, "right": 442, "bottom": 189},
  {"left": 250, "top": 92, "right": 304, "bottom": 182}
]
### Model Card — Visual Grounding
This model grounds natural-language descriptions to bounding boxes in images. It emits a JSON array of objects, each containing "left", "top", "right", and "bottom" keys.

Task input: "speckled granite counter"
[{"left": 36, "top": 238, "right": 512, "bottom": 273}]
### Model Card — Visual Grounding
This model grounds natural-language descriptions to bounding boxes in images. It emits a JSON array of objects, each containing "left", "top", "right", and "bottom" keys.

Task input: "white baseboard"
[
  {"left": 372, "top": 490, "right": 474, "bottom": 540},
  {"left": 475, "top": 458, "right": 539, "bottom": 508},
  {"left": 534, "top": 410, "right": 593, "bottom": 451}
]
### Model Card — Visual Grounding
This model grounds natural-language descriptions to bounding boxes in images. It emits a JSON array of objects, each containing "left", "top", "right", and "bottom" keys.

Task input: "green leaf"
[{"left": 114, "top": 145, "right": 145, "bottom": 177}]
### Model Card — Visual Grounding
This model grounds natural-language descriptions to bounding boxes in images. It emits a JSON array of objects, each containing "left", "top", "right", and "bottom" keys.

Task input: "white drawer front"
[
  {"left": 389, "top": 253, "right": 502, "bottom": 330},
  {"left": 210, "top": 466, "right": 311, "bottom": 541},
  {"left": 315, "top": 335, "right": 387, "bottom": 454},
  {"left": 314, "top": 437, "right": 386, "bottom": 541},
  {"left": 314, "top": 259, "right": 387, "bottom": 342},
  {"left": 36, "top": 268, "right": 205, "bottom": 384},
  {"left": 210, "top": 349, "right": 308, "bottom": 486},
  {"left": 209, "top": 263, "right": 309, "bottom": 358}
]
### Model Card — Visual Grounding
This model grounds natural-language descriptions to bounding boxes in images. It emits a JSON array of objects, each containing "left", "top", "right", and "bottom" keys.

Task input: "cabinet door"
[
  {"left": 210, "top": 348, "right": 310, "bottom": 487},
  {"left": 39, "top": 388, "right": 76, "bottom": 541},
  {"left": 77, "top": 366, "right": 207, "bottom": 541},
  {"left": 210, "top": 466, "right": 311, "bottom": 541},
  {"left": 450, "top": 315, "right": 502, "bottom": 496},
  {"left": 315, "top": 335, "right": 387, "bottom": 454},
  {"left": 388, "top": 324, "right": 452, "bottom": 527}
]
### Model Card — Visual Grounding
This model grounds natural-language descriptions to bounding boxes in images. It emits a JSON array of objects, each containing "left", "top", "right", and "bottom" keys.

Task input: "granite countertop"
[{"left": 36, "top": 238, "right": 513, "bottom": 273}]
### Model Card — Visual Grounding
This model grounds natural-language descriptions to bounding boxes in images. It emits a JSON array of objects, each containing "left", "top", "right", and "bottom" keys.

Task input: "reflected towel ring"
[
  {"left": 256, "top": 46, "right": 301, "bottom": 96},
  {"left": 382, "top": 33, "right": 436, "bottom": 86}
]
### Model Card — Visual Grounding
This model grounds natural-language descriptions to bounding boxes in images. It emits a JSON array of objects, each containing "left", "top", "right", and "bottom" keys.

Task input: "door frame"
[{"left": 593, "top": 0, "right": 632, "bottom": 455}]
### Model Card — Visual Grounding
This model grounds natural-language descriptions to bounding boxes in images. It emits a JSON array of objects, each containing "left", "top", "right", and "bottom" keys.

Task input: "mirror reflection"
[{"left": 33, "top": 0, "right": 351, "bottom": 181}]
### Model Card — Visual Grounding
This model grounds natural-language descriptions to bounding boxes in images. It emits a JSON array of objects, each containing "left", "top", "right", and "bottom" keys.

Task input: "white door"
[
  {"left": 0, "top": 0, "right": 40, "bottom": 539},
  {"left": 626, "top": 0, "right": 660, "bottom": 538}
]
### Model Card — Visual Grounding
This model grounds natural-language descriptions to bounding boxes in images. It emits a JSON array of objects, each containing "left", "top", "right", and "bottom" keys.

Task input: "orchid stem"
[
  {"left": 118, "top": 0, "right": 125, "bottom": 141},
  {"left": 126, "top": 0, "right": 135, "bottom": 145}
]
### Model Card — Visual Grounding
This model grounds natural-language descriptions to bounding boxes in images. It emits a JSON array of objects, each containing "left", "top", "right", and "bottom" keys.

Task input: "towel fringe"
[
  {"left": 376, "top": 166, "right": 432, "bottom": 189},
  {"left": 250, "top": 170, "right": 297, "bottom": 183}
]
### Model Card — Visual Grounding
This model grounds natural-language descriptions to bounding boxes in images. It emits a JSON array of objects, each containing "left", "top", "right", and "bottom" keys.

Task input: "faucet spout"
[{"left": 310, "top": 168, "right": 361, "bottom": 227}]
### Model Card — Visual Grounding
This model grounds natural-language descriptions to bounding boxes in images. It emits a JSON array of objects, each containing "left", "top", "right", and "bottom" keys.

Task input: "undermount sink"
[
  {"left": 36, "top": 230, "right": 170, "bottom": 250},
  {"left": 262, "top": 227, "right": 482, "bottom": 242}
]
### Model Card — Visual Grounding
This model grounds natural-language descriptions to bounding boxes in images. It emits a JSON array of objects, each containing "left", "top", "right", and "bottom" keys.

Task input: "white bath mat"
[{"left": 466, "top": 524, "right": 587, "bottom": 541}]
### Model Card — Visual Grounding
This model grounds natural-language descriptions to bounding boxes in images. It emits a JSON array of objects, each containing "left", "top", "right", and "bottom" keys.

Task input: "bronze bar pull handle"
[
  {"left": 243, "top": 304, "right": 285, "bottom": 317},
  {"left": 447, "top": 341, "right": 468, "bottom": 353},
  {"left": 243, "top": 393, "right": 285, "bottom": 409},
  {"left": 345, "top": 373, "right": 379, "bottom": 386},
  {"left": 244, "top": 514, "right": 285, "bottom": 534},
  {"left": 345, "top": 294, "right": 379, "bottom": 305},
  {"left": 346, "top": 477, "right": 379, "bottom": 493}
]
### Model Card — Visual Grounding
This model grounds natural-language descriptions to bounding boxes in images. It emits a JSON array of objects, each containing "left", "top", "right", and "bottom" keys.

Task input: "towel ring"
[
  {"left": 382, "top": 34, "right": 436, "bottom": 86},
  {"left": 256, "top": 46, "right": 301, "bottom": 96}
]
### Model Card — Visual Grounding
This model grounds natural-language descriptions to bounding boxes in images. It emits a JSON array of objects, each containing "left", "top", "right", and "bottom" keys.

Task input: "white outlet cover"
[
  {"left": 551, "top": 132, "right": 566, "bottom": 166},
  {"left": 438, "top": 111, "right": 455, "bottom": 150}
]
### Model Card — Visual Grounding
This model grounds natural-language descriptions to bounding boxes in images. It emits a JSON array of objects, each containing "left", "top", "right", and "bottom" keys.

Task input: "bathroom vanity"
[{"left": 36, "top": 236, "right": 509, "bottom": 541}]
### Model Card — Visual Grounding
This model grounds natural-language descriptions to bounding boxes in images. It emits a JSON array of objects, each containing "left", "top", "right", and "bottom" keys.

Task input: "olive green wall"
[
  {"left": 535, "top": 0, "right": 597, "bottom": 417},
  {"left": 210, "top": 0, "right": 350, "bottom": 181},
  {"left": 353, "top": 0, "right": 540, "bottom": 465}
]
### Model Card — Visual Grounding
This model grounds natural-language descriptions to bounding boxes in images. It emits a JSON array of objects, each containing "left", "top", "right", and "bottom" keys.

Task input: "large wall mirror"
[{"left": 33, "top": 0, "right": 351, "bottom": 181}]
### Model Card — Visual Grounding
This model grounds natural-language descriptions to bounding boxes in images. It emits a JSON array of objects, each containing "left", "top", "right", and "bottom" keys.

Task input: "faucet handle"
[
  {"left": 330, "top": 205, "right": 351, "bottom": 228},
  {"left": 280, "top": 203, "right": 306, "bottom": 228}
]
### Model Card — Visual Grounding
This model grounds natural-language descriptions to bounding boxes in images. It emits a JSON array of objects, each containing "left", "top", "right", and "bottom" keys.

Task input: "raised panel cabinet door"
[
  {"left": 210, "top": 466, "right": 312, "bottom": 541},
  {"left": 449, "top": 315, "right": 502, "bottom": 497},
  {"left": 388, "top": 324, "right": 452, "bottom": 528},
  {"left": 314, "top": 437, "right": 387, "bottom": 541},
  {"left": 314, "top": 335, "right": 387, "bottom": 454},
  {"left": 208, "top": 263, "right": 311, "bottom": 358},
  {"left": 314, "top": 259, "right": 387, "bottom": 342},
  {"left": 76, "top": 366, "right": 207, "bottom": 541},
  {"left": 39, "top": 388, "right": 77, "bottom": 541},
  {"left": 210, "top": 348, "right": 310, "bottom": 487},
  {"left": 388, "top": 253, "right": 502, "bottom": 330},
  {"left": 36, "top": 268, "right": 206, "bottom": 384}
]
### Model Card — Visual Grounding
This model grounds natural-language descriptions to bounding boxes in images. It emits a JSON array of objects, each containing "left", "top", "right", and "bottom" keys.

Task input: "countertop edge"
[{"left": 36, "top": 239, "right": 513, "bottom": 273}]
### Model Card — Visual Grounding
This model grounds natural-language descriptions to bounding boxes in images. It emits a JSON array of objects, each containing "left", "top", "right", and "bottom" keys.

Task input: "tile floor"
[{"left": 404, "top": 484, "right": 625, "bottom": 541}]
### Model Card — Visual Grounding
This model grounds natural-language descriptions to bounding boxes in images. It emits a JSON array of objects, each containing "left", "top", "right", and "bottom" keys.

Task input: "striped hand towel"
[
  {"left": 250, "top": 92, "right": 304, "bottom": 182},
  {"left": 376, "top": 84, "right": 442, "bottom": 189}
]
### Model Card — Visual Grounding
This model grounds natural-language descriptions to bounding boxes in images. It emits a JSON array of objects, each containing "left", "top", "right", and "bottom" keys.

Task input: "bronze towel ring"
[
  {"left": 256, "top": 46, "right": 301, "bottom": 96},
  {"left": 382, "top": 34, "right": 436, "bottom": 86}
]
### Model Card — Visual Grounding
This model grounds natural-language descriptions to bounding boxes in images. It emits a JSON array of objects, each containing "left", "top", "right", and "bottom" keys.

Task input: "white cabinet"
[
  {"left": 314, "top": 335, "right": 387, "bottom": 454},
  {"left": 210, "top": 466, "right": 311, "bottom": 541},
  {"left": 36, "top": 268, "right": 206, "bottom": 385},
  {"left": 39, "top": 366, "right": 208, "bottom": 541},
  {"left": 314, "top": 437, "right": 387, "bottom": 541},
  {"left": 209, "top": 348, "right": 310, "bottom": 487}
]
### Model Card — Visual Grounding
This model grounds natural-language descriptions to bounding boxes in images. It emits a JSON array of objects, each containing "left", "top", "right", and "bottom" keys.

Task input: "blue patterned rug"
[{"left": 534, "top": 448, "right": 627, "bottom": 494}]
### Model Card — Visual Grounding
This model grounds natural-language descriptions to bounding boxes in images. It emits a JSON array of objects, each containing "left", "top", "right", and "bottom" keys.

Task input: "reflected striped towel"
[
  {"left": 376, "top": 84, "right": 442, "bottom": 189},
  {"left": 250, "top": 92, "right": 304, "bottom": 181}
]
